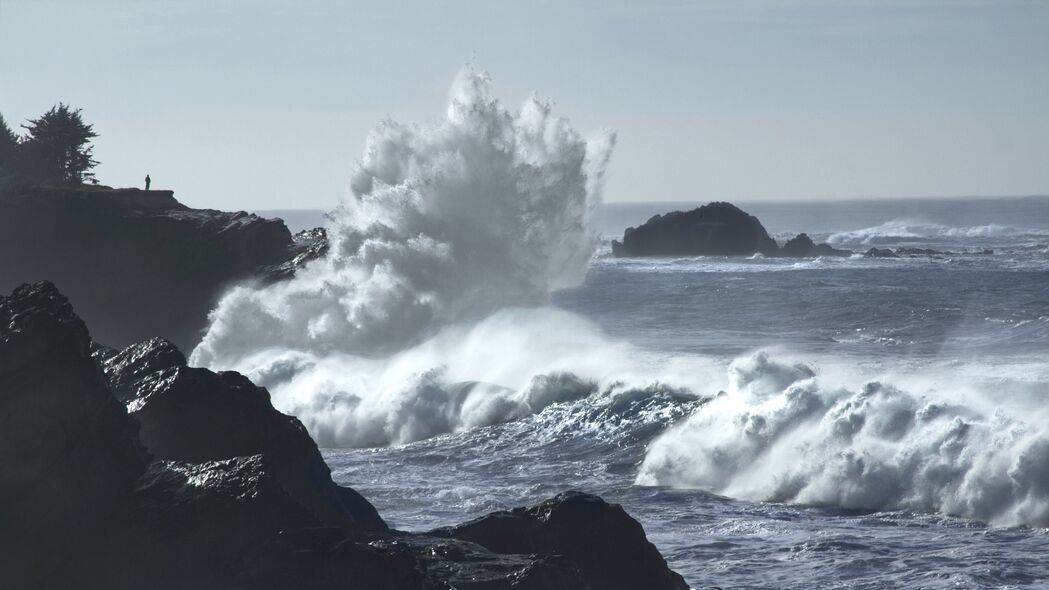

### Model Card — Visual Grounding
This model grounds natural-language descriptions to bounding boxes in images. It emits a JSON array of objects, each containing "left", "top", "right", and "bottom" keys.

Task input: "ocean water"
[
  {"left": 223, "top": 70, "right": 1049, "bottom": 589},
  {"left": 316, "top": 197, "right": 1049, "bottom": 589}
]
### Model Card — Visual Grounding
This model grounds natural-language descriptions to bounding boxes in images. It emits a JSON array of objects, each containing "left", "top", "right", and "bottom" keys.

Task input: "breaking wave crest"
[
  {"left": 218, "top": 307, "right": 711, "bottom": 447},
  {"left": 637, "top": 352, "right": 1049, "bottom": 526},
  {"left": 827, "top": 218, "right": 1049, "bottom": 246}
]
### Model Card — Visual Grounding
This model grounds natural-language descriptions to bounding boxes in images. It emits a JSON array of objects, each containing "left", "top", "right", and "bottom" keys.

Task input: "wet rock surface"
[
  {"left": 261, "top": 226, "right": 329, "bottom": 283},
  {"left": 434, "top": 491, "right": 690, "bottom": 590}
]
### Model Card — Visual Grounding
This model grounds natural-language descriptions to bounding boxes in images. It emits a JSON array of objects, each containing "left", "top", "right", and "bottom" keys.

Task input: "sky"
[{"left": 1, "top": 0, "right": 1047, "bottom": 211}]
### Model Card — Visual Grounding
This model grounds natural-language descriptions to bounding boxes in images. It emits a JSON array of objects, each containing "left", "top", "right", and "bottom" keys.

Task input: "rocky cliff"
[
  {"left": 0, "top": 281, "right": 688, "bottom": 590},
  {"left": 0, "top": 185, "right": 305, "bottom": 350}
]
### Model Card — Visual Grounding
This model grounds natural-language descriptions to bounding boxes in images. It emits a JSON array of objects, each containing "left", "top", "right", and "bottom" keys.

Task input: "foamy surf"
[{"left": 637, "top": 352, "right": 1049, "bottom": 526}]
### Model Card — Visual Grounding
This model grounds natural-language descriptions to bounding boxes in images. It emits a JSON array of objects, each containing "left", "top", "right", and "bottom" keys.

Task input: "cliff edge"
[{"left": 0, "top": 185, "right": 298, "bottom": 350}]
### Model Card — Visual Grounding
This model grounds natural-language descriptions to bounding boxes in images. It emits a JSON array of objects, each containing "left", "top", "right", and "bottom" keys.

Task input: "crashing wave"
[
  {"left": 826, "top": 218, "right": 1048, "bottom": 247},
  {"left": 190, "top": 68, "right": 627, "bottom": 445},
  {"left": 192, "top": 67, "right": 615, "bottom": 366},
  {"left": 223, "top": 306, "right": 712, "bottom": 447},
  {"left": 637, "top": 352, "right": 1049, "bottom": 526}
]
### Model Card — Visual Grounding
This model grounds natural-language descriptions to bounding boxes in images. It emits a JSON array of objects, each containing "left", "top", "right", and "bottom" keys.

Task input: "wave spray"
[{"left": 190, "top": 68, "right": 623, "bottom": 446}]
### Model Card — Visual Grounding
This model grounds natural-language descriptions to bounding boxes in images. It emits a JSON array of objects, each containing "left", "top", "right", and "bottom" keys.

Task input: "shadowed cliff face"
[{"left": 0, "top": 185, "right": 294, "bottom": 350}]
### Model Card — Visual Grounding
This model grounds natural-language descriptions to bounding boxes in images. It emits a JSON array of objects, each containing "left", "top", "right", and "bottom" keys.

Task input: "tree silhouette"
[
  {"left": 0, "top": 114, "right": 18, "bottom": 170},
  {"left": 20, "top": 104, "right": 98, "bottom": 185}
]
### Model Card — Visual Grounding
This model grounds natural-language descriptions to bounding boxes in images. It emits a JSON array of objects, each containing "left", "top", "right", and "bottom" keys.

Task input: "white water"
[
  {"left": 637, "top": 352, "right": 1049, "bottom": 526},
  {"left": 191, "top": 67, "right": 628, "bottom": 446},
  {"left": 826, "top": 218, "right": 1049, "bottom": 247},
  {"left": 223, "top": 306, "right": 713, "bottom": 447}
]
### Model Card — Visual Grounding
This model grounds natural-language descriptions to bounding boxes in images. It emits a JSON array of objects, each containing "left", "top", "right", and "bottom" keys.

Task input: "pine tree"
[
  {"left": 0, "top": 114, "right": 19, "bottom": 170},
  {"left": 20, "top": 104, "right": 99, "bottom": 185}
]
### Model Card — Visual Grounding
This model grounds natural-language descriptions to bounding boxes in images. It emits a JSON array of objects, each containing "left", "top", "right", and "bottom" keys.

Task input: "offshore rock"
[
  {"left": 777, "top": 233, "right": 852, "bottom": 258},
  {"left": 612, "top": 201, "right": 779, "bottom": 257},
  {"left": 864, "top": 247, "right": 900, "bottom": 258},
  {"left": 0, "top": 185, "right": 294, "bottom": 350}
]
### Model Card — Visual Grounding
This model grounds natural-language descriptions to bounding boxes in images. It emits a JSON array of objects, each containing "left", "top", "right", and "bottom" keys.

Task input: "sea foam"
[
  {"left": 826, "top": 218, "right": 1049, "bottom": 247},
  {"left": 637, "top": 352, "right": 1049, "bottom": 526}
]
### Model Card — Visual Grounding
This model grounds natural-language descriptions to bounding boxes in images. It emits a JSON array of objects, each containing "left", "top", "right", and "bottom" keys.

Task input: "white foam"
[
  {"left": 637, "top": 351, "right": 1049, "bottom": 526},
  {"left": 221, "top": 306, "right": 715, "bottom": 447},
  {"left": 827, "top": 218, "right": 1048, "bottom": 246}
]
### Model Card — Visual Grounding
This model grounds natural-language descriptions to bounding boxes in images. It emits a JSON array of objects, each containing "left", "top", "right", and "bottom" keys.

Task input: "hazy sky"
[{"left": 2, "top": 0, "right": 1047, "bottom": 210}]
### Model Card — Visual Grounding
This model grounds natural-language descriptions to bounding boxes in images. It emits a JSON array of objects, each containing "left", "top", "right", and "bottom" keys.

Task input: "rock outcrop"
[
  {"left": 98, "top": 336, "right": 387, "bottom": 532},
  {"left": 863, "top": 247, "right": 899, "bottom": 258},
  {"left": 0, "top": 185, "right": 301, "bottom": 350},
  {"left": 612, "top": 201, "right": 780, "bottom": 257},
  {"left": 261, "top": 227, "right": 329, "bottom": 283},
  {"left": 862, "top": 247, "right": 988, "bottom": 258},
  {"left": 0, "top": 281, "right": 689, "bottom": 589},
  {"left": 612, "top": 201, "right": 853, "bottom": 259},
  {"left": 0, "top": 282, "right": 149, "bottom": 586},
  {"left": 778, "top": 233, "right": 852, "bottom": 258}
]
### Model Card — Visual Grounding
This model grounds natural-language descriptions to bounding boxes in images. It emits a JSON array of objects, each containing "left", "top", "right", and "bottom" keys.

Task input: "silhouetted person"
[{"left": 145, "top": 174, "right": 151, "bottom": 190}]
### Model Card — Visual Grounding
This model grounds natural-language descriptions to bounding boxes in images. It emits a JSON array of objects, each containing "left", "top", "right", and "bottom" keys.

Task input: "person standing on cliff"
[{"left": 145, "top": 174, "right": 151, "bottom": 190}]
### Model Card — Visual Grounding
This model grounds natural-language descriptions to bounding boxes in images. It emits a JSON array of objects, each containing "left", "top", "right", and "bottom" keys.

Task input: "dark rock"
[
  {"left": 122, "top": 456, "right": 430, "bottom": 590},
  {"left": 612, "top": 202, "right": 853, "bottom": 259},
  {"left": 0, "top": 281, "right": 149, "bottom": 586},
  {"left": 811, "top": 242, "right": 852, "bottom": 257},
  {"left": 96, "top": 337, "right": 186, "bottom": 402},
  {"left": 0, "top": 185, "right": 295, "bottom": 350},
  {"left": 612, "top": 201, "right": 779, "bottom": 257},
  {"left": 101, "top": 337, "right": 388, "bottom": 532},
  {"left": 777, "top": 233, "right": 852, "bottom": 258},
  {"left": 434, "top": 491, "right": 689, "bottom": 590},
  {"left": 413, "top": 537, "right": 589, "bottom": 589},
  {"left": 864, "top": 247, "right": 899, "bottom": 258},
  {"left": 261, "top": 226, "right": 329, "bottom": 283},
  {"left": 895, "top": 247, "right": 951, "bottom": 257}
]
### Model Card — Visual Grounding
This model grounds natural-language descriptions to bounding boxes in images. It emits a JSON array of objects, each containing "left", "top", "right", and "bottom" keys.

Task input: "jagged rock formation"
[
  {"left": 863, "top": 247, "right": 900, "bottom": 258},
  {"left": 261, "top": 227, "right": 329, "bottom": 283},
  {"left": 0, "top": 281, "right": 688, "bottom": 590},
  {"left": 612, "top": 201, "right": 852, "bottom": 259},
  {"left": 612, "top": 201, "right": 780, "bottom": 257},
  {"left": 778, "top": 233, "right": 852, "bottom": 258},
  {"left": 0, "top": 185, "right": 300, "bottom": 350},
  {"left": 862, "top": 247, "right": 992, "bottom": 258},
  {"left": 96, "top": 336, "right": 387, "bottom": 532}
]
